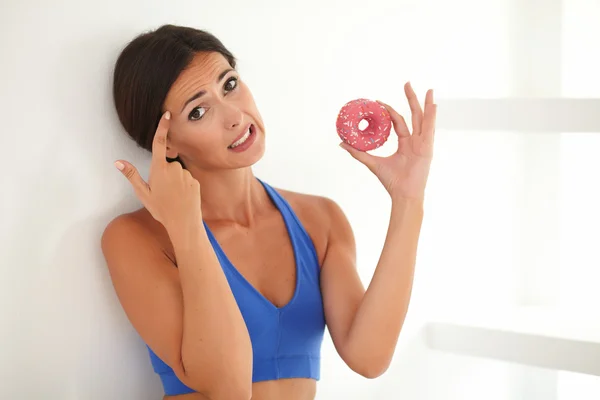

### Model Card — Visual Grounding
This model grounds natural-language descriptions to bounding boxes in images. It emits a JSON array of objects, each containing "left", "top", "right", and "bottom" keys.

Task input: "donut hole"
[{"left": 358, "top": 119, "right": 370, "bottom": 131}]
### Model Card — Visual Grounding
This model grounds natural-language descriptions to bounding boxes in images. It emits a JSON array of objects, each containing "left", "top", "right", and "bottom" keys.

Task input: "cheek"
[
  {"left": 239, "top": 83, "right": 257, "bottom": 106},
  {"left": 240, "top": 90, "right": 262, "bottom": 123},
  {"left": 185, "top": 123, "right": 225, "bottom": 154}
]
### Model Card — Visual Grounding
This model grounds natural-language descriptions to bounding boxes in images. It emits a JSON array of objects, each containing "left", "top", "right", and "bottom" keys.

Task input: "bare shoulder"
[
  {"left": 276, "top": 187, "right": 349, "bottom": 227},
  {"left": 101, "top": 208, "right": 173, "bottom": 266},
  {"left": 271, "top": 187, "right": 354, "bottom": 264},
  {"left": 277, "top": 188, "right": 331, "bottom": 215},
  {"left": 102, "top": 208, "right": 150, "bottom": 244}
]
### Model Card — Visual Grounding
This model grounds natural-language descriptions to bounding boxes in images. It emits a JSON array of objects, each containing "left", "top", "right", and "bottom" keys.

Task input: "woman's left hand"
[{"left": 340, "top": 82, "right": 437, "bottom": 201}]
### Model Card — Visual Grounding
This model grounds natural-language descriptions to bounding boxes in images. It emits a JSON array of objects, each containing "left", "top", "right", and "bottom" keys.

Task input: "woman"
[{"left": 101, "top": 24, "right": 436, "bottom": 400}]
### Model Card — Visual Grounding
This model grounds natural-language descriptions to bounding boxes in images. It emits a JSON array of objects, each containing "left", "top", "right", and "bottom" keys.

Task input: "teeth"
[{"left": 230, "top": 127, "right": 251, "bottom": 148}]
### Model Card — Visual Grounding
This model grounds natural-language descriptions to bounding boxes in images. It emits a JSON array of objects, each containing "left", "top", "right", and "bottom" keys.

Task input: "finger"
[
  {"left": 421, "top": 89, "right": 435, "bottom": 141},
  {"left": 421, "top": 103, "right": 437, "bottom": 144},
  {"left": 404, "top": 82, "right": 423, "bottom": 135},
  {"left": 376, "top": 100, "right": 410, "bottom": 138},
  {"left": 151, "top": 111, "right": 171, "bottom": 167},
  {"left": 425, "top": 88, "right": 434, "bottom": 108},
  {"left": 339, "top": 142, "right": 379, "bottom": 172},
  {"left": 115, "top": 160, "right": 150, "bottom": 198}
]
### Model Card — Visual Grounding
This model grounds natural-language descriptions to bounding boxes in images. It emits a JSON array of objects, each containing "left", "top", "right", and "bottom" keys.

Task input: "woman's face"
[{"left": 162, "top": 51, "right": 265, "bottom": 171}]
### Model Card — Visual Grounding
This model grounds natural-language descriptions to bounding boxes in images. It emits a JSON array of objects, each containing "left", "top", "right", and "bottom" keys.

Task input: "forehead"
[{"left": 164, "top": 52, "right": 232, "bottom": 110}]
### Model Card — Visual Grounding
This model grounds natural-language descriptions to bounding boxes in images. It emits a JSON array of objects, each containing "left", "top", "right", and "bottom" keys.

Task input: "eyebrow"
[{"left": 180, "top": 68, "right": 235, "bottom": 113}]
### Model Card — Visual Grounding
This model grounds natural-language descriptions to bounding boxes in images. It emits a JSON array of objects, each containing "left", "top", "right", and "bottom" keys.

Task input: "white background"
[{"left": 1, "top": 0, "right": 600, "bottom": 399}]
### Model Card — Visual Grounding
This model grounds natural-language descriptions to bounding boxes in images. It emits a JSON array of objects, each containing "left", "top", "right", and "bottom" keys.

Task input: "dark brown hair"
[{"left": 112, "top": 24, "right": 236, "bottom": 166}]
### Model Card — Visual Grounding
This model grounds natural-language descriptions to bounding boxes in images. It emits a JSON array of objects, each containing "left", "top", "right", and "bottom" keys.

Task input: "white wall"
[{"left": 2, "top": 0, "right": 599, "bottom": 399}]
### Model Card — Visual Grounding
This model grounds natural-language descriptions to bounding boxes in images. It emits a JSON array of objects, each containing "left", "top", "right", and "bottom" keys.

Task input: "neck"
[{"left": 189, "top": 166, "right": 269, "bottom": 227}]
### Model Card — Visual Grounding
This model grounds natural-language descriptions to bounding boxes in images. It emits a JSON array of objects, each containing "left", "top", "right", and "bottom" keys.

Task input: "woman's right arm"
[
  {"left": 101, "top": 111, "right": 252, "bottom": 399},
  {"left": 101, "top": 214, "right": 252, "bottom": 400}
]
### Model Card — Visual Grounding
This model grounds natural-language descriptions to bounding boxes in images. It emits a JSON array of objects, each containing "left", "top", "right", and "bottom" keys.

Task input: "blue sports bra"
[{"left": 146, "top": 179, "right": 326, "bottom": 396}]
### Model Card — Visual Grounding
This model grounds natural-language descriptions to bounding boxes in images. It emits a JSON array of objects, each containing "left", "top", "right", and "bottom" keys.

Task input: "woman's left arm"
[{"left": 320, "top": 82, "right": 436, "bottom": 378}]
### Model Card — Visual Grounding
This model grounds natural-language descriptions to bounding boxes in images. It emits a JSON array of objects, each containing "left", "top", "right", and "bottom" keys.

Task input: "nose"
[{"left": 221, "top": 102, "right": 243, "bottom": 130}]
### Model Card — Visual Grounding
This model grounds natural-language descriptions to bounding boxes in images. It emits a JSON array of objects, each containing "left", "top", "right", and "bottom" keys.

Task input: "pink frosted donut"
[{"left": 336, "top": 98, "right": 392, "bottom": 151}]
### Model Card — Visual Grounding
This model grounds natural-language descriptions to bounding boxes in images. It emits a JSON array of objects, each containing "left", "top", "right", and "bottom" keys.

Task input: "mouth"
[{"left": 228, "top": 124, "right": 255, "bottom": 149}]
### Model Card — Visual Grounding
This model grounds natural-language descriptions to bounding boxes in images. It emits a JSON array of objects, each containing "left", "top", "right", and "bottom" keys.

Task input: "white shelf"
[
  {"left": 436, "top": 98, "right": 600, "bottom": 133},
  {"left": 424, "top": 308, "right": 600, "bottom": 376}
]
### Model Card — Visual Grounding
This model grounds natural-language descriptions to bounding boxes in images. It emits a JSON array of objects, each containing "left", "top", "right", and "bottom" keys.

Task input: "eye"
[
  {"left": 189, "top": 106, "right": 206, "bottom": 121},
  {"left": 224, "top": 76, "right": 238, "bottom": 92}
]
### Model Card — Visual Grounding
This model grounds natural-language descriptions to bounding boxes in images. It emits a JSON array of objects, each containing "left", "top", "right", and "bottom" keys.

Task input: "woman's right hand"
[{"left": 114, "top": 111, "right": 202, "bottom": 233}]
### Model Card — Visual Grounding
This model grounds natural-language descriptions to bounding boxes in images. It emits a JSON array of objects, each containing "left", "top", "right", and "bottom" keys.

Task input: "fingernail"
[
  {"left": 165, "top": 111, "right": 171, "bottom": 120},
  {"left": 114, "top": 161, "right": 124, "bottom": 171}
]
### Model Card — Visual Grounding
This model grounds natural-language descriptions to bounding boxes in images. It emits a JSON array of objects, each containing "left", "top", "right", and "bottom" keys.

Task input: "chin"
[{"left": 245, "top": 137, "right": 266, "bottom": 167}]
